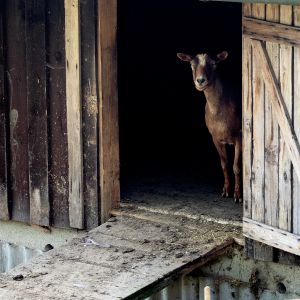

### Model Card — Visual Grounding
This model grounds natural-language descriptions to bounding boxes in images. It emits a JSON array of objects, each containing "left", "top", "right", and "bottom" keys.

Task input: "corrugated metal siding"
[
  {"left": 208, "top": 1, "right": 300, "bottom": 5},
  {"left": 0, "top": 241, "right": 42, "bottom": 273},
  {"left": 146, "top": 275, "right": 285, "bottom": 300}
]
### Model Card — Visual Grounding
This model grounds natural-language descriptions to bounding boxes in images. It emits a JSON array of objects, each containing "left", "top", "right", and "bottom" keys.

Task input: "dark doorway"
[{"left": 118, "top": 0, "right": 243, "bottom": 220}]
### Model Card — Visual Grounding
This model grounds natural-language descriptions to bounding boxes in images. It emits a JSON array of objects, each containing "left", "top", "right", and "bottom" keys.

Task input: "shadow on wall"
[{"left": 118, "top": 0, "right": 242, "bottom": 182}]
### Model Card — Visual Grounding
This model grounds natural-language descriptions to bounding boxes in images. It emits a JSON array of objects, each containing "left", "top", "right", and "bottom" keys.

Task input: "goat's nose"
[{"left": 197, "top": 77, "right": 206, "bottom": 85}]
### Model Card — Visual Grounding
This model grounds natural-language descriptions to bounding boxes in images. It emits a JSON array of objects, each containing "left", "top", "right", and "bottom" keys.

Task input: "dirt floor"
[{"left": 121, "top": 176, "right": 243, "bottom": 226}]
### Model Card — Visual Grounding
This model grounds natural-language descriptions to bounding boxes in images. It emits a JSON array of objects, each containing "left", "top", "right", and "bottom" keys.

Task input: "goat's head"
[{"left": 177, "top": 51, "right": 228, "bottom": 91}]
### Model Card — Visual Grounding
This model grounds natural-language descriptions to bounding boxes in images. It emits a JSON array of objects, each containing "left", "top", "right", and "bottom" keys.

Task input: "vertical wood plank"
[
  {"left": 249, "top": 4, "right": 274, "bottom": 260},
  {"left": 25, "top": 0, "right": 49, "bottom": 226},
  {"left": 242, "top": 6, "right": 252, "bottom": 219},
  {"left": 279, "top": 5, "right": 293, "bottom": 231},
  {"left": 243, "top": 3, "right": 252, "bottom": 17},
  {"left": 265, "top": 4, "right": 279, "bottom": 228},
  {"left": 293, "top": 6, "right": 300, "bottom": 235},
  {"left": 98, "top": 0, "right": 120, "bottom": 223},
  {"left": 65, "top": 0, "right": 84, "bottom": 229},
  {"left": 251, "top": 4, "right": 265, "bottom": 224},
  {"left": 0, "top": 0, "right": 9, "bottom": 220},
  {"left": 252, "top": 3, "right": 265, "bottom": 20},
  {"left": 81, "top": 0, "right": 99, "bottom": 230},
  {"left": 6, "top": 0, "right": 30, "bottom": 222},
  {"left": 47, "top": 0, "right": 70, "bottom": 228}
]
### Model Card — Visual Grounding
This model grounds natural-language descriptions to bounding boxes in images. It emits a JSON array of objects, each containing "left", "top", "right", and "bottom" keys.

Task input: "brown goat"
[{"left": 177, "top": 51, "right": 242, "bottom": 203}]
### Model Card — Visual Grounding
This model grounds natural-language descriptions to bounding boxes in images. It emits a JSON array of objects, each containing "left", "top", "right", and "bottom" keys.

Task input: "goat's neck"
[{"left": 203, "top": 77, "right": 225, "bottom": 115}]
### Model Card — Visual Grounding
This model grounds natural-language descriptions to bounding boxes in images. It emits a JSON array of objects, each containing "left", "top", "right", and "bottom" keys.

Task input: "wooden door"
[{"left": 243, "top": 3, "right": 300, "bottom": 256}]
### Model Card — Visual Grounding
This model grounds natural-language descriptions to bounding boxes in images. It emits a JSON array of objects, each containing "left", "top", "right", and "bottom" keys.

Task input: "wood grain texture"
[
  {"left": 98, "top": 0, "right": 120, "bottom": 223},
  {"left": 265, "top": 4, "right": 279, "bottom": 228},
  {"left": 252, "top": 41, "right": 300, "bottom": 197},
  {"left": 47, "top": 0, "right": 70, "bottom": 228},
  {"left": 243, "top": 3, "right": 252, "bottom": 17},
  {"left": 251, "top": 5, "right": 265, "bottom": 223},
  {"left": 0, "top": 0, "right": 9, "bottom": 220},
  {"left": 81, "top": 0, "right": 99, "bottom": 230},
  {"left": 293, "top": 6, "right": 300, "bottom": 235},
  {"left": 243, "top": 17, "right": 300, "bottom": 47},
  {"left": 6, "top": 0, "right": 30, "bottom": 223},
  {"left": 278, "top": 5, "right": 292, "bottom": 232},
  {"left": 243, "top": 217, "right": 300, "bottom": 256},
  {"left": 25, "top": 0, "right": 49, "bottom": 226},
  {"left": 242, "top": 35, "right": 252, "bottom": 219},
  {"left": 65, "top": 0, "right": 84, "bottom": 229}
]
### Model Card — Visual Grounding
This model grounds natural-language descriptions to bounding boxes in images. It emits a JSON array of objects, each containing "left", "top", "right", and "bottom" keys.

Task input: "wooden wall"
[
  {"left": 243, "top": 4, "right": 300, "bottom": 259},
  {"left": 0, "top": 0, "right": 119, "bottom": 230}
]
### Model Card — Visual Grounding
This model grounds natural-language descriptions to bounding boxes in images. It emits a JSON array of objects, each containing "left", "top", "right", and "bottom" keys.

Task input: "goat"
[{"left": 177, "top": 51, "right": 242, "bottom": 203}]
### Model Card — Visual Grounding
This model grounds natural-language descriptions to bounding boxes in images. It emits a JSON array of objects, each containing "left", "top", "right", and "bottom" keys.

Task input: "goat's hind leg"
[
  {"left": 212, "top": 138, "right": 230, "bottom": 198},
  {"left": 233, "top": 140, "right": 242, "bottom": 203}
]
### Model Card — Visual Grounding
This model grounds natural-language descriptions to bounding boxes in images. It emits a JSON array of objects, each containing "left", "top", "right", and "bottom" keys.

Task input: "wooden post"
[
  {"left": 81, "top": 0, "right": 99, "bottom": 230},
  {"left": 6, "top": 0, "right": 30, "bottom": 223},
  {"left": 265, "top": 4, "right": 279, "bottom": 230},
  {"left": 65, "top": 0, "right": 84, "bottom": 229},
  {"left": 97, "top": 0, "right": 120, "bottom": 223},
  {"left": 242, "top": 3, "right": 252, "bottom": 219},
  {"left": 47, "top": 0, "right": 70, "bottom": 228},
  {"left": 25, "top": 0, "right": 49, "bottom": 226},
  {"left": 0, "top": 0, "right": 9, "bottom": 220},
  {"left": 278, "top": 5, "right": 293, "bottom": 232},
  {"left": 204, "top": 286, "right": 211, "bottom": 300},
  {"left": 293, "top": 6, "right": 300, "bottom": 235}
]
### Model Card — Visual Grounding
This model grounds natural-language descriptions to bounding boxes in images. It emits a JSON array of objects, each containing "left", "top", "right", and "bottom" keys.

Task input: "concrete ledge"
[{"left": 0, "top": 213, "right": 242, "bottom": 299}]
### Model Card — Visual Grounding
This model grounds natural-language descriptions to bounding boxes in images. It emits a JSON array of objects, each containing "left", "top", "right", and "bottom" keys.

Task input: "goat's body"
[
  {"left": 177, "top": 51, "right": 242, "bottom": 202},
  {"left": 204, "top": 80, "right": 241, "bottom": 145}
]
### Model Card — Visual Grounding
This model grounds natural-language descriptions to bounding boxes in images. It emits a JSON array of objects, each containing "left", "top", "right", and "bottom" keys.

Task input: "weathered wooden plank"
[
  {"left": 65, "top": 0, "right": 84, "bottom": 229},
  {"left": 6, "top": 0, "right": 30, "bottom": 222},
  {"left": 265, "top": 4, "right": 279, "bottom": 228},
  {"left": 98, "top": 0, "right": 120, "bottom": 223},
  {"left": 243, "top": 3, "right": 252, "bottom": 17},
  {"left": 242, "top": 35, "right": 252, "bottom": 219},
  {"left": 243, "top": 217, "right": 300, "bottom": 256},
  {"left": 278, "top": 5, "right": 292, "bottom": 232},
  {"left": 251, "top": 3, "right": 265, "bottom": 20},
  {"left": 0, "top": 0, "right": 9, "bottom": 220},
  {"left": 25, "top": 0, "right": 49, "bottom": 226},
  {"left": 80, "top": 0, "right": 99, "bottom": 230},
  {"left": 47, "top": 0, "right": 69, "bottom": 228},
  {"left": 243, "top": 17, "right": 300, "bottom": 47},
  {"left": 251, "top": 5, "right": 265, "bottom": 224},
  {"left": 293, "top": 6, "right": 300, "bottom": 235},
  {"left": 252, "top": 41, "right": 300, "bottom": 191}
]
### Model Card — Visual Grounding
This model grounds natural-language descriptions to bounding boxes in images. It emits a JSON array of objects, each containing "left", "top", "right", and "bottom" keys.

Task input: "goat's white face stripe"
[{"left": 196, "top": 54, "right": 207, "bottom": 66}]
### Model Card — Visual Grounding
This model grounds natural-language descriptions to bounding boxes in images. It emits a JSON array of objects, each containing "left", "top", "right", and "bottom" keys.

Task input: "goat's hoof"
[
  {"left": 222, "top": 191, "right": 229, "bottom": 198},
  {"left": 234, "top": 196, "right": 243, "bottom": 204}
]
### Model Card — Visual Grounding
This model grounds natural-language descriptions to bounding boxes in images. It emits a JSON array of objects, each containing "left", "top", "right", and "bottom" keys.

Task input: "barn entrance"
[{"left": 118, "top": 0, "right": 243, "bottom": 220}]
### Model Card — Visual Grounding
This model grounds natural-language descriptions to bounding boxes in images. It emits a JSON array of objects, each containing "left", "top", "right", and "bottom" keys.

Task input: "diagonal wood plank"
[{"left": 252, "top": 39, "right": 300, "bottom": 184}]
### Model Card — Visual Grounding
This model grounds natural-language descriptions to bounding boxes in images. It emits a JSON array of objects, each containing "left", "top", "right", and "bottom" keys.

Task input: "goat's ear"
[
  {"left": 216, "top": 51, "right": 228, "bottom": 62},
  {"left": 177, "top": 53, "right": 193, "bottom": 62}
]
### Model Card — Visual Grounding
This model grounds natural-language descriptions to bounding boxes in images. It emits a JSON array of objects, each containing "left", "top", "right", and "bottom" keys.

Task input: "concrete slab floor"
[{"left": 0, "top": 212, "right": 242, "bottom": 299}]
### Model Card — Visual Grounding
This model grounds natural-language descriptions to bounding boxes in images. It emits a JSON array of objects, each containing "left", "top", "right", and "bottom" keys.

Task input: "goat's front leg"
[
  {"left": 233, "top": 139, "right": 242, "bottom": 203},
  {"left": 212, "top": 138, "right": 230, "bottom": 198}
]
